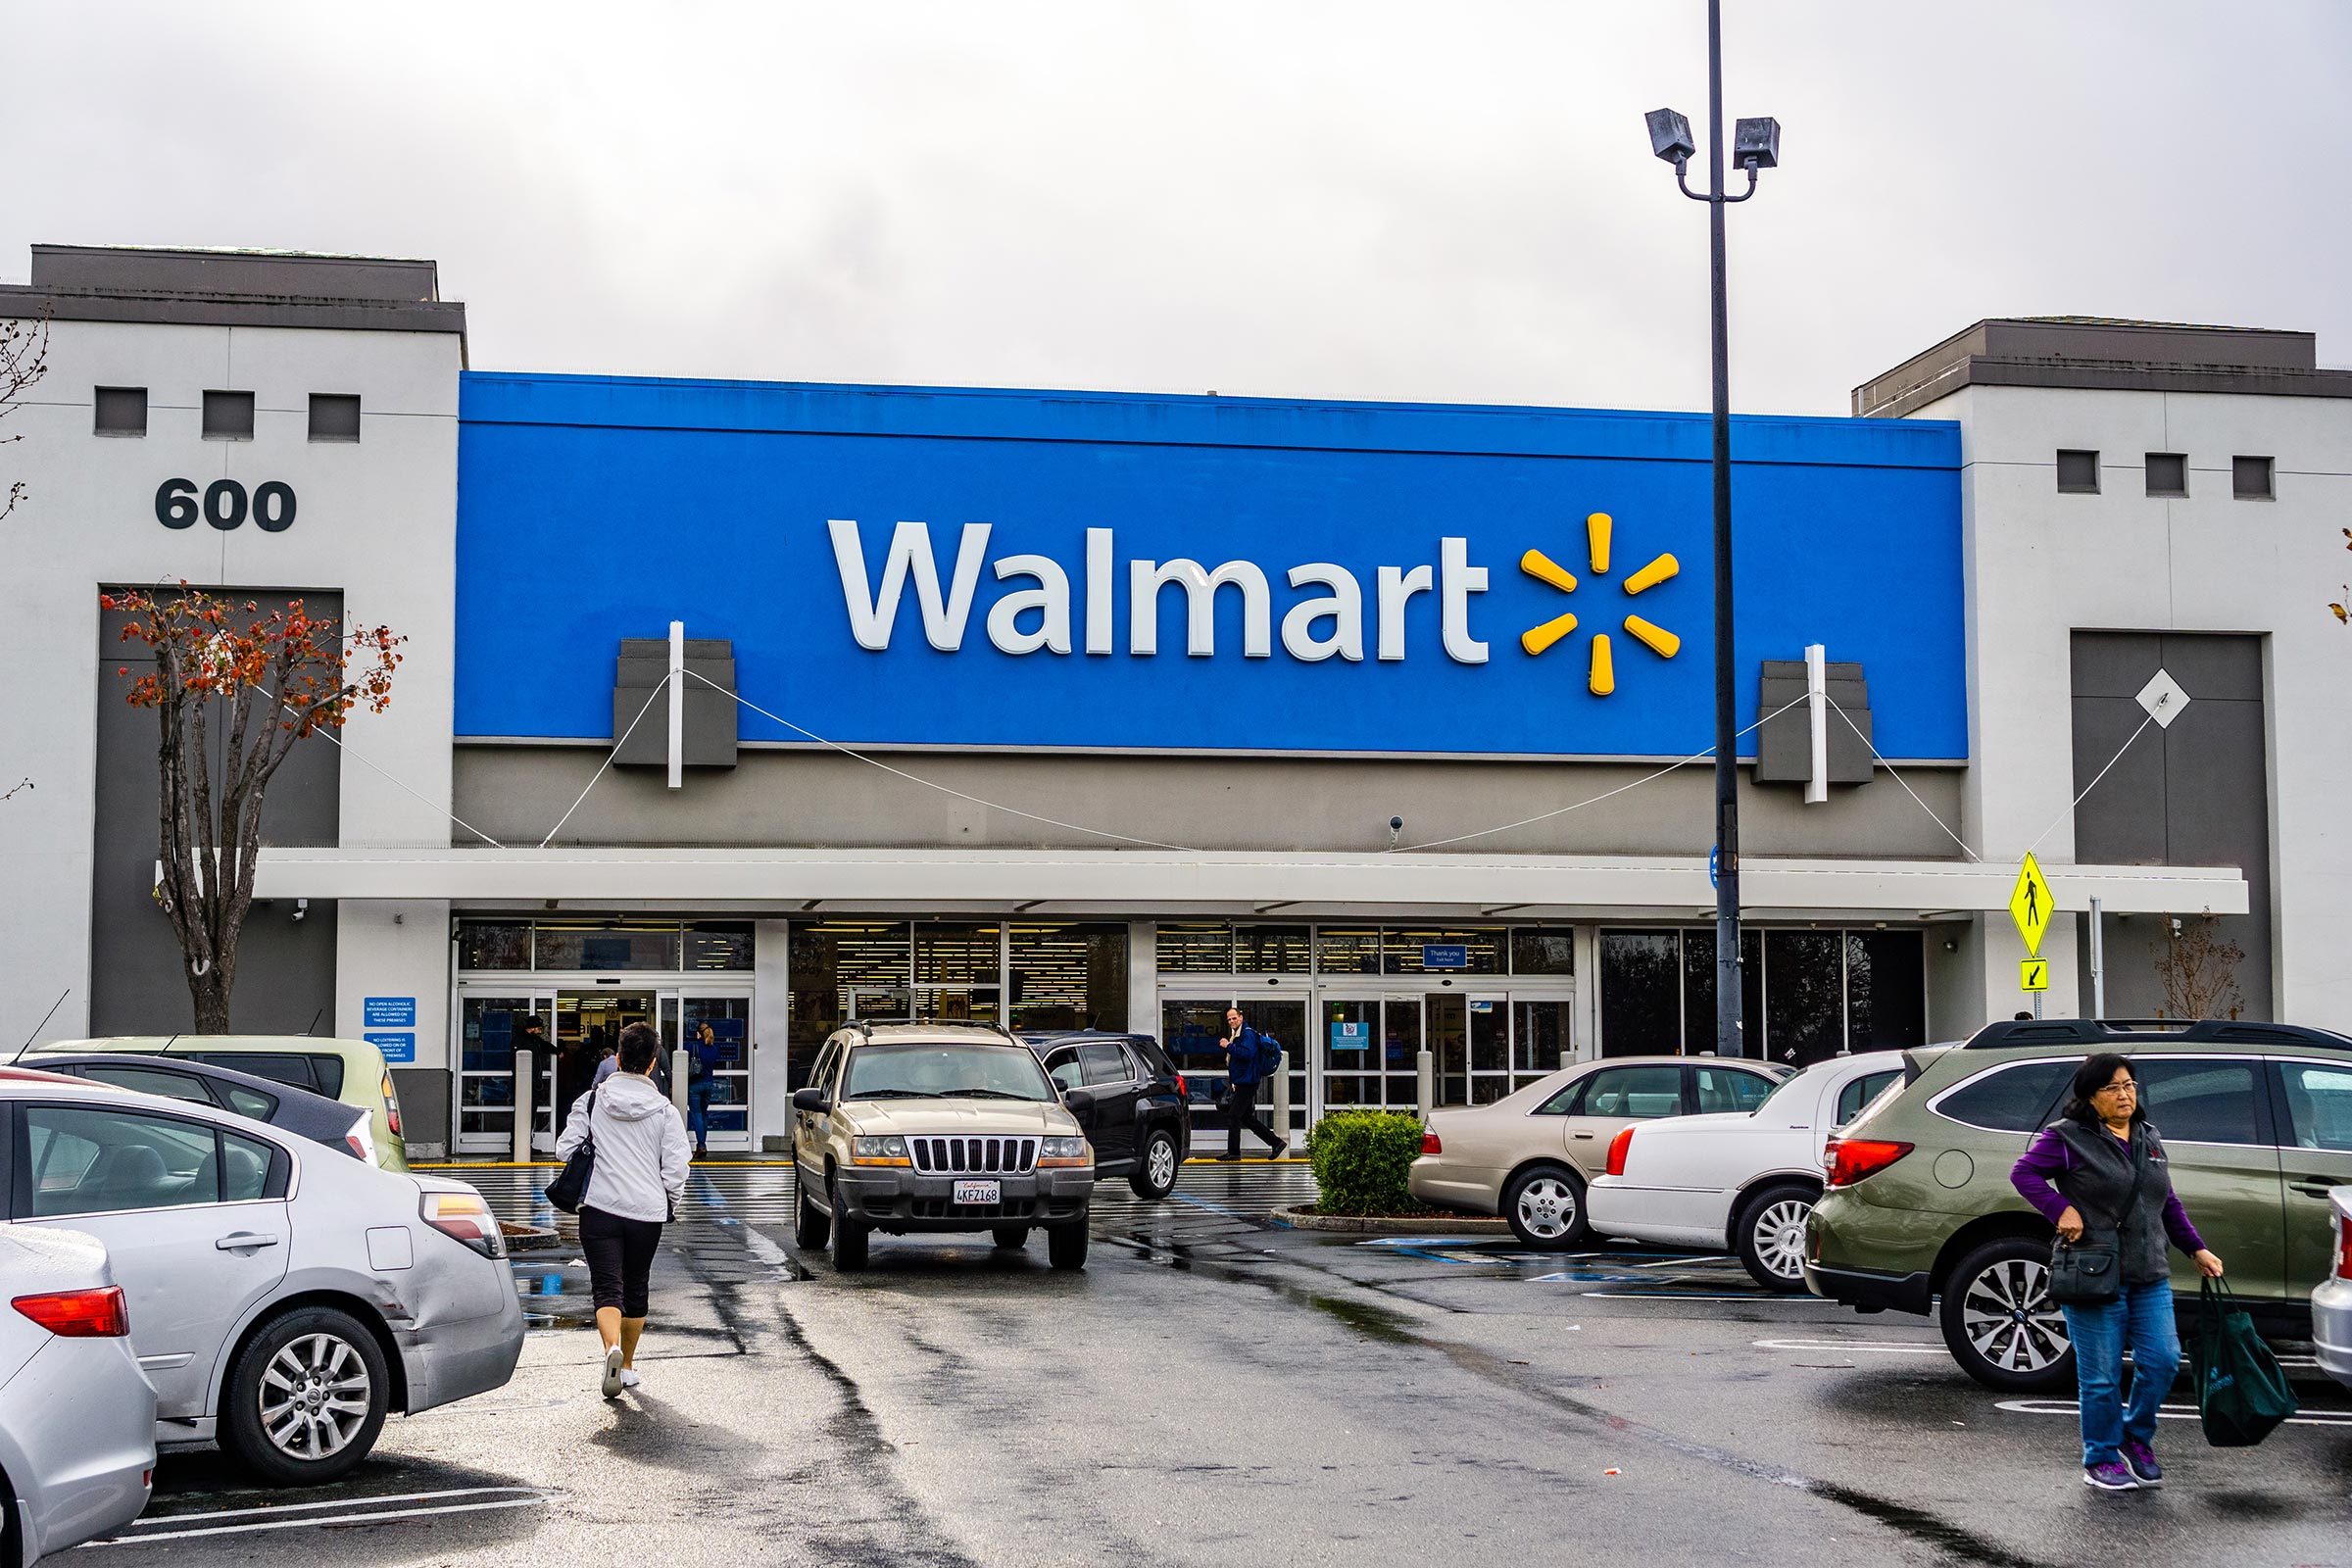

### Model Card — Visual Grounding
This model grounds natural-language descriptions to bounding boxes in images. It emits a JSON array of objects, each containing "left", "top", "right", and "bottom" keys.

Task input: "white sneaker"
[
  {"left": 601, "top": 1346, "right": 624, "bottom": 1398},
  {"left": 619, "top": 1368, "right": 641, "bottom": 1389}
]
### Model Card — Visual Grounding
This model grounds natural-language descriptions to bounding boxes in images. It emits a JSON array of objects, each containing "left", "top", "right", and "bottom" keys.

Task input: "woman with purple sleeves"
[{"left": 2010, "top": 1054, "right": 2225, "bottom": 1493}]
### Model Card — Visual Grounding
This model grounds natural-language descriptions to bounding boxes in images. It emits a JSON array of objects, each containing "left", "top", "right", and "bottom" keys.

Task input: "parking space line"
[
  {"left": 124, "top": 1486, "right": 540, "bottom": 1526},
  {"left": 1753, "top": 1338, "right": 1945, "bottom": 1355},
  {"left": 93, "top": 1491, "right": 551, "bottom": 1544},
  {"left": 1996, "top": 1398, "right": 2352, "bottom": 1428}
]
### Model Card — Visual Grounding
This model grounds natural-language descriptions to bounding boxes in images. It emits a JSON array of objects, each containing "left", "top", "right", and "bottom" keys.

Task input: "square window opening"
[
  {"left": 2143, "top": 453, "right": 2186, "bottom": 498},
  {"left": 2232, "top": 456, "right": 2274, "bottom": 500},
  {"left": 94, "top": 386, "right": 147, "bottom": 436},
  {"left": 2055, "top": 450, "right": 2100, "bottom": 494},
  {"left": 309, "top": 392, "right": 362, "bottom": 442},
  {"left": 202, "top": 390, "right": 255, "bottom": 440}
]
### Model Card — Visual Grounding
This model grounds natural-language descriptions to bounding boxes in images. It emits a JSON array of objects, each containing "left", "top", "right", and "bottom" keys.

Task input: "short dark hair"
[
  {"left": 2061, "top": 1052, "right": 2137, "bottom": 1125},
  {"left": 618, "top": 1022, "right": 662, "bottom": 1075}
]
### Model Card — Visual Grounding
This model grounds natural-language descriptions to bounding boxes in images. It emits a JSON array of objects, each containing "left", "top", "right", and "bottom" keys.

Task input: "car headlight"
[
  {"left": 851, "top": 1135, "right": 910, "bottom": 1165},
  {"left": 1038, "top": 1136, "right": 1092, "bottom": 1168}
]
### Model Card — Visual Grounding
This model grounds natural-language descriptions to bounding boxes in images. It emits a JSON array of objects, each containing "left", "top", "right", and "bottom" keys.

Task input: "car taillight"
[
  {"left": 382, "top": 1071, "right": 403, "bottom": 1139},
  {"left": 346, "top": 1112, "right": 381, "bottom": 1164},
  {"left": 1605, "top": 1125, "right": 1637, "bottom": 1177},
  {"left": 1823, "top": 1138, "right": 1914, "bottom": 1188},
  {"left": 1420, "top": 1130, "right": 1443, "bottom": 1155},
  {"left": 421, "top": 1190, "right": 505, "bottom": 1259},
  {"left": 1175, "top": 1074, "right": 1188, "bottom": 1101},
  {"left": 13, "top": 1286, "right": 130, "bottom": 1338},
  {"left": 2337, "top": 1214, "right": 2352, "bottom": 1282}
]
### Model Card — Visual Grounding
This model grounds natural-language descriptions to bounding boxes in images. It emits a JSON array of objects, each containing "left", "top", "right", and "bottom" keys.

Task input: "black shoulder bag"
[
  {"left": 544, "top": 1088, "right": 598, "bottom": 1213},
  {"left": 2047, "top": 1135, "right": 2150, "bottom": 1306}
]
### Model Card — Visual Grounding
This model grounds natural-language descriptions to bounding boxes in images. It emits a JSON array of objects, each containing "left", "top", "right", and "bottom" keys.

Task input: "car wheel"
[
  {"left": 1129, "top": 1128, "right": 1180, "bottom": 1200},
  {"left": 221, "top": 1305, "right": 391, "bottom": 1487},
  {"left": 992, "top": 1225, "right": 1030, "bottom": 1250},
  {"left": 1047, "top": 1219, "right": 1091, "bottom": 1271},
  {"left": 1503, "top": 1165, "right": 1589, "bottom": 1250},
  {"left": 1733, "top": 1183, "right": 1818, "bottom": 1294},
  {"left": 829, "top": 1177, "right": 871, "bottom": 1272},
  {"left": 795, "top": 1177, "right": 831, "bottom": 1250},
  {"left": 1939, "top": 1237, "right": 2075, "bottom": 1393}
]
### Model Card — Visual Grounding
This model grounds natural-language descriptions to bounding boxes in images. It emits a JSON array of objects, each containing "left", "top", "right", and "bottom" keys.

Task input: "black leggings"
[{"left": 579, "top": 1204, "right": 662, "bottom": 1317}]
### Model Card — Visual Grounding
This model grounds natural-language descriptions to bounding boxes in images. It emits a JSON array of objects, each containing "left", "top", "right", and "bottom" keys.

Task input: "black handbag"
[
  {"left": 2047, "top": 1138, "right": 2150, "bottom": 1306},
  {"left": 544, "top": 1088, "right": 597, "bottom": 1213}
]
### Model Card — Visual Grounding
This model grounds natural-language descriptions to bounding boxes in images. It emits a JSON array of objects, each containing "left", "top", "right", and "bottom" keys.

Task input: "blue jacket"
[{"left": 1226, "top": 1026, "right": 1271, "bottom": 1087}]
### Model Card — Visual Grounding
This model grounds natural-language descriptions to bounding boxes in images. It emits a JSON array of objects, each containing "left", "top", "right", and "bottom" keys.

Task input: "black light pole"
[{"left": 1645, "top": 2, "right": 1778, "bottom": 1056}]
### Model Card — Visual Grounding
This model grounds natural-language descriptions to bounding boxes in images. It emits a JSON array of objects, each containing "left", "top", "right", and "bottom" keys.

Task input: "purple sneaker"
[
  {"left": 2082, "top": 1459, "right": 2139, "bottom": 1492},
  {"left": 2121, "top": 1440, "right": 2163, "bottom": 1487}
]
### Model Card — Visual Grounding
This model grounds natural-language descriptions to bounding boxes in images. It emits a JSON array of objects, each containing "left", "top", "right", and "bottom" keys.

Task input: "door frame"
[{"left": 1155, "top": 983, "right": 1312, "bottom": 1149}]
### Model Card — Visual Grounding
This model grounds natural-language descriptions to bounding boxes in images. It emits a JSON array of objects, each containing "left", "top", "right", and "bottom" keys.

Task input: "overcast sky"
[{"left": 12, "top": 2, "right": 2347, "bottom": 415}]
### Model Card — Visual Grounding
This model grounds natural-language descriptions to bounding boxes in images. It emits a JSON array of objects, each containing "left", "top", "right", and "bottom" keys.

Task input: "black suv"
[{"left": 1021, "top": 1032, "right": 1192, "bottom": 1200}]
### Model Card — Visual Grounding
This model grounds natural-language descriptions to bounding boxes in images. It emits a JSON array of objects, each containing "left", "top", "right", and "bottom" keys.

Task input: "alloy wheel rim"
[
  {"left": 1959, "top": 1257, "right": 2070, "bottom": 1373},
  {"left": 1148, "top": 1139, "right": 1177, "bottom": 1190},
  {"left": 258, "top": 1333, "right": 371, "bottom": 1459},
  {"left": 1518, "top": 1178, "right": 1576, "bottom": 1239},
  {"left": 1752, "top": 1199, "right": 1812, "bottom": 1280}
]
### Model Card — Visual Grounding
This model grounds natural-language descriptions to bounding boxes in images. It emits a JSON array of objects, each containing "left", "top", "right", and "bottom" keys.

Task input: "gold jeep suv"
[{"left": 791, "top": 1021, "right": 1099, "bottom": 1270}]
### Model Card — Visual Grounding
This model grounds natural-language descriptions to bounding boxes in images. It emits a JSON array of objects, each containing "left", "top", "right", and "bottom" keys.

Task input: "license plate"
[{"left": 953, "top": 1179, "right": 1002, "bottom": 1205}]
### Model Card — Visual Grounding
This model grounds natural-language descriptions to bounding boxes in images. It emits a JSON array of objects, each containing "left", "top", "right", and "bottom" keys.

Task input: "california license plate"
[{"left": 953, "top": 1180, "right": 1002, "bottom": 1205}]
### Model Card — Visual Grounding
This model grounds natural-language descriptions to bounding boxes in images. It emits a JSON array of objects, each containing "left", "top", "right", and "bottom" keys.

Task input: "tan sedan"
[{"left": 1407, "top": 1054, "right": 1788, "bottom": 1248}]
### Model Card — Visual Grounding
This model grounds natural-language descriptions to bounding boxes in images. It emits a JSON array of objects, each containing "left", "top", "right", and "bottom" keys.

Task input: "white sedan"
[{"left": 1587, "top": 1052, "right": 1907, "bottom": 1291}]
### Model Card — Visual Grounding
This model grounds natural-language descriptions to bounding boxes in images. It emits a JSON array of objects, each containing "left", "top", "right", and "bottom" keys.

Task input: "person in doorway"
[
  {"left": 1215, "top": 1006, "right": 1286, "bottom": 1161},
  {"left": 686, "top": 1020, "right": 721, "bottom": 1158},
  {"left": 558, "top": 1021, "right": 691, "bottom": 1398},
  {"left": 2010, "top": 1054, "right": 2224, "bottom": 1492}
]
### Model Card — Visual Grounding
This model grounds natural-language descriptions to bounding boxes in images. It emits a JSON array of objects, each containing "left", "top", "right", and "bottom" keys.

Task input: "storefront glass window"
[
  {"left": 533, "top": 921, "right": 681, "bottom": 971},
  {"left": 1383, "top": 926, "right": 1504, "bottom": 975},
  {"left": 1315, "top": 926, "right": 1381, "bottom": 976},
  {"left": 685, "top": 922, "right": 755, "bottom": 971},
  {"left": 1846, "top": 932, "right": 1926, "bottom": 1049},
  {"left": 787, "top": 920, "right": 911, "bottom": 1079},
  {"left": 1766, "top": 931, "right": 1846, "bottom": 1066},
  {"left": 1008, "top": 922, "right": 1128, "bottom": 1032},
  {"left": 1599, "top": 931, "right": 1682, "bottom": 1055},
  {"left": 1155, "top": 922, "right": 1234, "bottom": 973},
  {"left": 1233, "top": 924, "right": 1312, "bottom": 974},
  {"left": 458, "top": 921, "right": 532, "bottom": 970},
  {"left": 1510, "top": 928, "right": 1576, "bottom": 976}
]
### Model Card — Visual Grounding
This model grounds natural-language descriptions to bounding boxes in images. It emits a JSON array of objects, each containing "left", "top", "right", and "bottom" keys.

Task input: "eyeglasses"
[{"left": 2092, "top": 1081, "right": 2138, "bottom": 1097}]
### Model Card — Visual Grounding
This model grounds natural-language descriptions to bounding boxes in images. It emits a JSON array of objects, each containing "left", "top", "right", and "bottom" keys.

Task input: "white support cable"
[
  {"left": 539, "top": 681, "right": 670, "bottom": 849},
  {"left": 1391, "top": 692, "right": 1814, "bottom": 854},
  {"left": 682, "top": 669, "right": 1204, "bottom": 853},
  {"left": 2027, "top": 711, "right": 2157, "bottom": 855},
  {"left": 1824, "top": 699, "right": 1980, "bottom": 862},
  {"left": 280, "top": 703, "right": 506, "bottom": 848}
]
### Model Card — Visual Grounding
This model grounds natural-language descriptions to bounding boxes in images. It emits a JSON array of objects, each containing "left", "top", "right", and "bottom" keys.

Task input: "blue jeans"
[
  {"left": 687, "top": 1085, "right": 712, "bottom": 1152},
  {"left": 2062, "top": 1278, "right": 2181, "bottom": 1467}
]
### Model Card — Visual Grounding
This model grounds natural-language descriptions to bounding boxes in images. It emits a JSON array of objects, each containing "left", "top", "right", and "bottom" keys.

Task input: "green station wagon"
[{"left": 1805, "top": 1017, "right": 2352, "bottom": 1391}]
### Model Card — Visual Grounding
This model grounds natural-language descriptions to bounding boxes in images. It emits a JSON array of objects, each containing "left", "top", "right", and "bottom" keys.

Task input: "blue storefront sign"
[
  {"left": 456, "top": 375, "right": 1965, "bottom": 760},
  {"left": 1422, "top": 944, "right": 1470, "bottom": 970},
  {"left": 364, "top": 996, "right": 416, "bottom": 1030},
  {"left": 367, "top": 1032, "right": 416, "bottom": 1064}
]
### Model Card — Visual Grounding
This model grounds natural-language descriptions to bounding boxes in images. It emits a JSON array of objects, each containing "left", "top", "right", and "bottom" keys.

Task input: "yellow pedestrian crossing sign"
[
  {"left": 2021, "top": 958, "right": 2049, "bottom": 993},
  {"left": 2009, "top": 852, "right": 2055, "bottom": 956}
]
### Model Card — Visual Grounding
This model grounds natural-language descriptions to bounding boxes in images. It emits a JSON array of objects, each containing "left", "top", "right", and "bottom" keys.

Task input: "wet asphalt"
[{"left": 89, "top": 1162, "right": 2352, "bottom": 1567}]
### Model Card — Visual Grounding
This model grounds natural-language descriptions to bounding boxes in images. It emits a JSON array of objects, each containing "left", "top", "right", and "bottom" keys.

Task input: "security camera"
[
  {"left": 292, "top": 898, "right": 309, "bottom": 923},
  {"left": 1388, "top": 815, "right": 1404, "bottom": 848}
]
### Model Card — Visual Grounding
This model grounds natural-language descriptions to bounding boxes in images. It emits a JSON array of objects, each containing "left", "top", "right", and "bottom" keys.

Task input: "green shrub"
[{"left": 1304, "top": 1110, "right": 1425, "bottom": 1215}]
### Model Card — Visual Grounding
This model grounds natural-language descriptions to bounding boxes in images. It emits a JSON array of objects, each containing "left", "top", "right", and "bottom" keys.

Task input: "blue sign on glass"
[
  {"left": 1422, "top": 945, "right": 1469, "bottom": 970},
  {"left": 1330, "top": 1021, "right": 1369, "bottom": 1052},
  {"left": 364, "top": 997, "right": 416, "bottom": 1029},
  {"left": 366, "top": 1032, "right": 416, "bottom": 1064}
]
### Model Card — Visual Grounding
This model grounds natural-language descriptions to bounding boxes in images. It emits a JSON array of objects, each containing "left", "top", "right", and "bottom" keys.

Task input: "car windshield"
[{"left": 843, "top": 1042, "right": 1054, "bottom": 1102}]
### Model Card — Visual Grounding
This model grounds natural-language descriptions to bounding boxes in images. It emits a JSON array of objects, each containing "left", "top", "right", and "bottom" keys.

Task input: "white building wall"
[
  {"left": 0, "top": 317, "right": 462, "bottom": 1049},
  {"left": 1922, "top": 381, "right": 2352, "bottom": 1030}
]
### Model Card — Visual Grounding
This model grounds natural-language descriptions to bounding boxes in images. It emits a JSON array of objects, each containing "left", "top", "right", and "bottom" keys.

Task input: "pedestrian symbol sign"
[
  {"left": 2020, "top": 958, "right": 2049, "bottom": 993},
  {"left": 2009, "top": 852, "right": 2055, "bottom": 956}
]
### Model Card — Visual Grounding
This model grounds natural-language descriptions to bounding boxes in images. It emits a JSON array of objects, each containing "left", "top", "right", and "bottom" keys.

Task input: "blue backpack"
[{"left": 1255, "top": 1033, "right": 1284, "bottom": 1077}]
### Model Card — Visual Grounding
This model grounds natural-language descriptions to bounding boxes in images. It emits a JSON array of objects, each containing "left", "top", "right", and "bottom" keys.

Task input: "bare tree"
[
  {"left": 0, "top": 312, "right": 46, "bottom": 528},
  {"left": 2149, "top": 912, "right": 2245, "bottom": 1021}
]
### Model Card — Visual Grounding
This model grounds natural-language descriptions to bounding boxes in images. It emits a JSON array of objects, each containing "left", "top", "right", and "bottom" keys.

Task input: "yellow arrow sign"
[
  {"left": 2009, "top": 852, "right": 2055, "bottom": 957},
  {"left": 2020, "top": 957, "right": 2049, "bottom": 993}
]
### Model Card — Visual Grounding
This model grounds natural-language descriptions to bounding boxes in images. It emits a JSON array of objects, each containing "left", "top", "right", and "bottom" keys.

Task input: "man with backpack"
[{"left": 1216, "top": 1005, "right": 1288, "bottom": 1160}]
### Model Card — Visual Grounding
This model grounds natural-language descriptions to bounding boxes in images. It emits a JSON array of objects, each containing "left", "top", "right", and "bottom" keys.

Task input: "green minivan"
[{"left": 1805, "top": 1017, "right": 2352, "bottom": 1391}]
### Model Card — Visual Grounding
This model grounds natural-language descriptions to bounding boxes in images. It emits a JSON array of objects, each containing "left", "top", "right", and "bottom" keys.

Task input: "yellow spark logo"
[{"left": 1518, "top": 513, "right": 1681, "bottom": 696}]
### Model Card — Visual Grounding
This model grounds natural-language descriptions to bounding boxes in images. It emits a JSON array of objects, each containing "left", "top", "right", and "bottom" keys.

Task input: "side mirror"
[
  {"left": 792, "top": 1087, "right": 831, "bottom": 1114},
  {"left": 1060, "top": 1087, "right": 1098, "bottom": 1112}
]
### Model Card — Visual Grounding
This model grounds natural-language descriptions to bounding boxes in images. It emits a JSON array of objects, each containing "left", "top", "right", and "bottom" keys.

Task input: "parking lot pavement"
[{"left": 95, "top": 1171, "right": 2352, "bottom": 1568}]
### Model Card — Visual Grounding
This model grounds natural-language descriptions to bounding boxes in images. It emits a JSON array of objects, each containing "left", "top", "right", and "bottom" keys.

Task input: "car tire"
[
  {"left": 1503, "top": 1164, "right": 1589, "bottom": 1250},
  {"left": 1733, "top": 1183, "right": 1819, "bottom": 1294},
  {"left": 829, "top": 1176, "right": 871, "bottom": 1272},
  {"left": 795, "top": 1177, "right": 831, "bottom": 1250},
  {"left": 1938, "top": 1236, "right": 2075, "bottom": 1393},
  {"left": 220, "top": 1305, "right": 391, "bottom": 1487},
  {"left": 1129, "top": 1128, "right": 1181, "bottom": 1200},
  {"left": 992, "top": 1225, "right": 1030, "bottom": 1250},
  {"left": 1047, "top": 1219, "right": 1090, "bottom": 1271}
]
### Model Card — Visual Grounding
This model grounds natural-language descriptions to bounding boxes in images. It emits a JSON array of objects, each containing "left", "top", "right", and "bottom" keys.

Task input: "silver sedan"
[
  {"left": 0, "top": 1224, "right": 155, "bottom": 1563},
  {"left": 1, "top": 1069, "right": 524, "bottom": 1486}
]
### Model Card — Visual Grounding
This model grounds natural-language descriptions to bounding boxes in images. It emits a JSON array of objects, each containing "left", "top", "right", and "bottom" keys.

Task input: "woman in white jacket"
[{"left": 556, "top": 1022, "right": 691, "bottom": 1397}]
